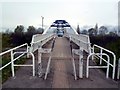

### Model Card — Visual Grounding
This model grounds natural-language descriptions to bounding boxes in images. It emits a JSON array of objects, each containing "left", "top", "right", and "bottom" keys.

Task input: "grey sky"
[{"left": 0, "top": 0, "right": 119, "bottom": 31}]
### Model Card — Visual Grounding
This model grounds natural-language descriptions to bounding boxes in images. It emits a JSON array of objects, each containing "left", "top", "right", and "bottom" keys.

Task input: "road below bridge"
[{"left": 2, "top": 37, "right": 118, "bottom": 89}]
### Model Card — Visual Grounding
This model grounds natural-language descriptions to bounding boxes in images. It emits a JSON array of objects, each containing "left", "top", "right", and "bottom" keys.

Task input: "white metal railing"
[
  {"left": 65, "top": 33, "right": 91, "bottom": 79},
  {"left": 30, "top": 33, "right": 55, "bottom": 52},
  {"left": 65, "top": 33, "right": 91, "bottom": 53},
  {"left": 29, "top": 33, "right": 55, "bottom": 79},
  {"left": 86, "top": 44, "right": 116, "bottom": 79},
  {"left": 86, "top": 53, "right": 110, "bottom": 78},
  {"left": 0, "top": 33, "right": 55, "bottom": 79},
  {"left": 0, "top": 43, "right": 35, "bottom": 77},
  {"left": 117, "top": 58, "right": 120, "bottom": 79}
]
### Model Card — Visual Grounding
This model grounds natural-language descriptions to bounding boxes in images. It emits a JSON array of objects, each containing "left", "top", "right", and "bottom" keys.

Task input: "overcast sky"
[{"left": 0, "top": 0, "right": 119, "bottom": 31}]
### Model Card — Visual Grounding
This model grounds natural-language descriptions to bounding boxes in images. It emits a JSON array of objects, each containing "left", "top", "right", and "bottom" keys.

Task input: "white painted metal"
[
  {"left": 29, "top": 33, "right": 55, "bottom": 79},
  {"left": 65, "top": 33, "right": 91, "bottom": 79},
  {"left": 92, "top": 44, "right": 116, "bottom": 79},
  {"left": 117, "top": 58, "right": 120, "bottom": 79},
  {"left": 72, "top": 53, "right": 77, "bottom": 80},
  {"left": 0, "top": 43, "right": 35, "bottom": 77},
  {"left": 86, "top": 53, "right": 110, "bottom": 79},
  {"left": 11, "top": 50, "right": 15, "bottom": 77},
  {"left": 38, "top": 48, "right": 52, "bottom": 78},
  {"left": 79, "top": 48, "right": 83, "bottom": 78},
  {"left": 100, "top": 49, "right": 103, "bottom": 65},
  {"left": 44, "top": 53, "right": 52, "bottom": 80},
  {"left": 30, "top": 34, "right": 55, "bottom": 52}
]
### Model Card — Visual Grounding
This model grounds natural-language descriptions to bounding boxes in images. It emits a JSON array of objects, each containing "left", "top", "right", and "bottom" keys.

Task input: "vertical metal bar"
[
  {"left": 91, "top": 46, "right": 94, "bottom": 61},
  {"left": 79, "top": 48, "right": 83, "bottom": 78},
  {"left": 112, "top": 54, "right": 116, "bottom": 79},
  {"left": 106, "top": 55, "right": 110, "bottom": 78},
  {"left": 86, "top": 55, "right": 90, "bottom": 78},
  {"left": 31, "top": 52, "right": 35, "bottom": 76},
  {"left": 38, "top": 47, "right": 43, "bottom": 77},
  {"left": 27, "top": 45, "right": 30, "bottom": 58},
  {"left": 100, "top": 49, "right": 103, "bottom": 65},
  {"left": 11, "top": 50, "right": 15, "bottom": 77},
  {"left": 44, "top": 55, "right": 51, "bottom": 80},
  {"left": 117, "top": 58, "right": 120, "bottom": 79},
  {"left": 72, "top": 52, "right": 77, "bottom": 80}
]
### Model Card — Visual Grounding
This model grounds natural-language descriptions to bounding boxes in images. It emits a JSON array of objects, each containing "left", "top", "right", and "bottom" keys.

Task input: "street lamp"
[{"left": 41, "top": 16, "right": 44, "bottom": 30}]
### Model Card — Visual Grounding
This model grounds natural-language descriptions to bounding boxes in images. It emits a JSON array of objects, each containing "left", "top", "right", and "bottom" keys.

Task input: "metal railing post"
[
  {"left": 30, "top": 52, "right": 35, "bottom": 76},
  {"left": 38, "top": 46, "right": 43, "bottom": 77},
  {"left": 79, "top": 47, "right": 83, "bottom": 78},
  {"left": 117, "top": 58, "right": 120, "bottom": 79},
  {"left": 72, "top": 51, "right": 77, "bottom": 80},
  {"left": 11, "top": 50, "right": 15, "bottom": 77},
  {"left": 100, "top": 49, "right": 103, "bottom": 65},
  {"left": 106, "top": 54, "right": 110, "bottom": 78}
]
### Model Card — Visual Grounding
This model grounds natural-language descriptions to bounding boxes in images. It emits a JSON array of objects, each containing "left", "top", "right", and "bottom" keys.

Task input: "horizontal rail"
[
  {"left": 65, "top": 33, "right": 91, "bottom": 53},
  {"left": 14, "top": 65, "right": 33, "bottom": 67},
  {"left": 30, "top": 33, "right": 55, "bottom": 52},
  {"left": 92, "top": 44, "right": 116, "bottom": 79},
  {"left": 0, "top": 43, "right": 28, "bottom": 56},
  {"left": 0, "top": 43, "right": 28, "bottom": 70},
  {"left": 88, "top": 66, "right": 108, "bottom": 68},
  {"left": 87, "top": 53, "right": 110, "bottom": 78}
]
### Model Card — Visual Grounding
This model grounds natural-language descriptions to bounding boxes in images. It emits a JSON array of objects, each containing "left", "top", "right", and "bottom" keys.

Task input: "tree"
[
  {"left": 12, "top": 25, "right": 25, "bottom": 46},
  {"left": 88, "top": 28, "right": 96, "bottom": 36},
  {"left": 37, "top": 27, "right": 44, "bottom": 34},
  {"left": 27, "top": 26, "right": 36, "bottom": 34},
  {"left": 14, "top": 25, "right": 24, "bottom": 34},
  {"left": 81, "top": 29, "right": 88, "bottom": 35},
  {"left": 77, "top": 25, "right": 80, "bottom": 34},
  {"left": 25, "top": 26, "right": 36, "bottom": 45},
  {"left": 94, "top": 23, "right": 98, "bottom": 35},
  {"left": 109, "top": 31, "right": 117, "bottom": 36},
  {"left": 99, "top": 26, "right": 108, "bottom": 35}
]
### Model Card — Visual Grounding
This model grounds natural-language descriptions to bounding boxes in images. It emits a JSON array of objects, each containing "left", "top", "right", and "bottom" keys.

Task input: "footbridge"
[{"left": 1, "top": 20, "right": 119, "bottom": 89}]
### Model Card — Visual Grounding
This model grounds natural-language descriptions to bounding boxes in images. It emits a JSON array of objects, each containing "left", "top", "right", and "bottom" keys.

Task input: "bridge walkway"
[{"left": 2, "top": 37, "right": 118, "bottom": 88}]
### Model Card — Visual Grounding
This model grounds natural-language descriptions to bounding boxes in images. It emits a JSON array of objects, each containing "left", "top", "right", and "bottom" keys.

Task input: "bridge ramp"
[{"left": 2, "top": 37, "right": 118, "bottom": 89}]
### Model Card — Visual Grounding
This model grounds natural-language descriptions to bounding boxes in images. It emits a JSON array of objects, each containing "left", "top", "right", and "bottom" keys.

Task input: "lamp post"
[{"left": 41, "top": 16, "right": 44, "bottom": 30}]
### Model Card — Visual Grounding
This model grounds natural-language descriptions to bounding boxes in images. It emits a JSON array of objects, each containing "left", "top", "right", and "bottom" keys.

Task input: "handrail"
[
  {"left": 86, "top": 53, "right": 110, "bottom": 78},
  {"left": 117, "top": 58, "right": 120, "bottom": 79},
  {"left": 65, "top": 33, "right": 91, "bottom": 53},
  {"left": 0, "top": 43, "right": 35, "bottom": 77},
  {"left": 0, "top": 43, "right": 28, "bottom": 70},
  {"left": 92, "top": 44, "right": 116, "bottom": 79},
  {"left": 30, "top": 33, "right": 55, "bottom": 52},
  {"left": 0, "top": 43, "right": 28, "bottom": 56}
]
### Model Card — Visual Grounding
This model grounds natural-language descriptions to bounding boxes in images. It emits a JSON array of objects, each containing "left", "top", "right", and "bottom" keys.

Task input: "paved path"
[{"left": 2, "top": 37, "right": 119, "bottom": 89}]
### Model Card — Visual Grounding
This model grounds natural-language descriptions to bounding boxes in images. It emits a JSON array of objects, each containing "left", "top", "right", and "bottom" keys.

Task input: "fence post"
[
  {"left": 38, "top": 46, "right": 43, "bottom": 77},
  {"left": 79, "top": 47, "right": 83, "bottom": 78},
  {"left": 100, "top": 49, "right": 103, "bottom": 65},
  {"left": 117, "top": 58, "right": 120, "bottom": 79},
  {"left": 11, "top": 50, "right": 15, "bottom": 77},
  {"left": 91, "top": 46, "right": 94, "bottom": 61}
]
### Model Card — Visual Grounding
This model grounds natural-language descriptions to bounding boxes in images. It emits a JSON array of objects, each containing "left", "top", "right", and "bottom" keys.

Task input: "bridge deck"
[{"left": 2, "top": 37, "right": 118, "bottom": 89}]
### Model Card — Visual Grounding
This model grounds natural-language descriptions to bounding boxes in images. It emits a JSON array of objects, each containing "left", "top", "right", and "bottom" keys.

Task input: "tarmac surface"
[{"left": 2, "top": 37, "right": 119, "bottom": 89}]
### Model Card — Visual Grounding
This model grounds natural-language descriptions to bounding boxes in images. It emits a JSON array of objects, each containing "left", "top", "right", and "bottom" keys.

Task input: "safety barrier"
[
  {"left": 117, "top": 58, "right": 120, "bottom": 79},
  {"left": 65, "top": 33, "right": 91, "bottom": 79},
  {"left": 30, "top": 33, "right": 55, "bottom": 52},
  {"left": 29, "top": 33, "right": 55, "bottom": 79},
  {"left": 0, "top": 43, "right": 35, "bottom": 77},
  {"left": 66, "top": 33, "right": 91, "bottom": 53},
  {"left": 86, "top": 44, "right": 116, "bottom": 79}
]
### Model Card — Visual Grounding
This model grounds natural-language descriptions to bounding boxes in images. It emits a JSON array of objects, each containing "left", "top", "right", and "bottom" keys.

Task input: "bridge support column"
[
  {"left": 38, "top": 46, "right": 43, "bottom": 77},
  {"left": 79, "top": 48, "right": 83, "bottom": 78}
]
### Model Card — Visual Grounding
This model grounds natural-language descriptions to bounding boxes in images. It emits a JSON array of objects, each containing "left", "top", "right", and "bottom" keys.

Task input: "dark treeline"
[
  {"left": 2, "top": 25, "right": 44, "bottom": 48},
  {"left": 90, "top": 35, "right": 120, "bottom": 62},
  {"left": 90, "top": 35, "right": 120, "bottom": 47}
]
